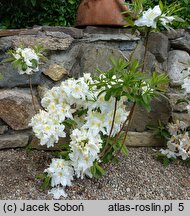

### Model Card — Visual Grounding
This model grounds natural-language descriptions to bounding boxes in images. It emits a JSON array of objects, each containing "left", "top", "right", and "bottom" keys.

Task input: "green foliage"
[
  {"left": 0, "top": 0, "right": 80, "bottom": 29},
  {"left": 147, "top": 120, "right": 170, "bottom": 139},
  {"left": 36, "top": 173, "right": 51, "bottom": 190},
  {"left": 94, "top": 58, "right": 168, "bottom": 112},
  {"left": 184, "top": 157, "right": 190, "bottom": 167},
  {"left": 90, "top": 162, "right": 106, "bottom": 178},
  {"left": 156, "top": 152, "right": 176, "bottom": 167},
  {"left": 99, "top": 132, "right": 128, "bottom": 166}
]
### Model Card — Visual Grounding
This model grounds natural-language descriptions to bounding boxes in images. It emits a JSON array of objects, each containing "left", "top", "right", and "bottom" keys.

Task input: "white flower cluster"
[
  {"left": 30, "top": 73, "right": 129, "bottom": 199},
  {"left": 160, "top": 121, "right": 190, "bottom": 160},
  {"left": 44, "top": 158, "right": 74, "bottom": 198},
  {"left": 134, "top": 5, "right": 175, "bottom": 29},
  {"left": 12, "top": 47, "right": 40, "bottom": 75}
]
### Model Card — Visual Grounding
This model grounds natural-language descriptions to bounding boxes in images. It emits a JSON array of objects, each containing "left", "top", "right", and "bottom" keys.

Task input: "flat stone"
[
  {"left": 171, "top": 32, "right": 190, "bottom": 53},
  {"left": 82, "top": 33, "right": 140, "bottom": 43},
  {"left": 0, "top": 89, "right": 40, "bottom": 130},
  {"left": 172, "top": 112, "right": 190, "bottom": 126},
  {"left": 129, "top": 95, "right": 171, "bottom": 132},
  {"left": 125, "top": 131, "right": 166, "bottom": 147},
  {"left": 167, "top": 50, "right": 190, "bottom": 86},
  {"left": 83, "top": 26, "right": 140, "bottom": 36},
  {"left": 45, "top": 31, "right": 73, "bottom": 39},
  {"left": 30, "top": 136, "right": 70, "bottom": 150},
  {"left": 42, "top": 26, "right": 84, "bottom": 39},
  {"left": 0, "top": 125, "right": 8, "bottom": 135},
  {"left": 147, "top": 32, "right": 169, "bottom": 62},
  {"left": 13, "top": 35, "right": 73, "bottom": 51},
  {"left": 0, "top": 133, "right": 29, "bottom": 149},
  {"left": 43, "top": 64, "right": 67, "bottom": 81}
]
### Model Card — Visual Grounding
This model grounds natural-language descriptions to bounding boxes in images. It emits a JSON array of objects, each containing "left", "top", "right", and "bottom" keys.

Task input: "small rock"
[
  {"left": 167, "top": 50, "right": 190, "bottom": 86},
  {"left": 0, "top": 89, "right": 40, "bottom": 130},
  {"left": 147, "top": 32, "right": 169, "bottom": 62},
  {"left": 0, "top": 133, "right": 29, "bottom": 149},
  {"left": 171, "top": 32, "right": 190, "bottom": 53},
  {"left": 43, "top": 64, "right": 67, "bottom": 81},
  {"left": 125, "top": 131, "right": 166, "bottom": 147},
  {"left": 126, "top": 188, "right": 130, "bottom": 192}
]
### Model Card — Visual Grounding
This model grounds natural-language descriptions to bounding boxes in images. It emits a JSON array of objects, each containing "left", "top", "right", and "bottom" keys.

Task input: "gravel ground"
[{"left": 0, "top": 147, "right": 189, "bottom": 200}]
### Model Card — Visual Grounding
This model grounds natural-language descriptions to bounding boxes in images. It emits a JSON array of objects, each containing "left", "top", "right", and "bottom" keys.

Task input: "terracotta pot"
[{"left": 76, "top": 0, "right": 128, "bottom": 27}]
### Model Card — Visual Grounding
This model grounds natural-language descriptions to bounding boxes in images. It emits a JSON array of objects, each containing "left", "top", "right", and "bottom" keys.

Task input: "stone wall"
[{"left": 0, "top": 26, "right": 190, "bottom": 149}]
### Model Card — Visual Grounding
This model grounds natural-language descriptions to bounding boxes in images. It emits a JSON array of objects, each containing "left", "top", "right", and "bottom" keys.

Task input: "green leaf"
[
  {"left": 159, "top": 0, "right": 164, "bottom": 12},
  {"left": 104, "top": 91, "right": 112, "bottom": 101},
  {"left": 40, "top": 175, "right": 51, "bottom": 190},
  {"left": 95, "top": 163, "right": 106, "bottom": 176},
  {"left": 63, "top": 119, "right": 77, "bottom": 128},
  {"left": 30, "top": 0, "right": 36, "bottom": 7},
  {"left": 52, "top": 151, "right": 70, "bottom": 160},
  {"left": 121, "top": 145, "right": 128, "bottom": 157},
  {"left": 102, "top": 152, "right": 113, "bottom": 163}
]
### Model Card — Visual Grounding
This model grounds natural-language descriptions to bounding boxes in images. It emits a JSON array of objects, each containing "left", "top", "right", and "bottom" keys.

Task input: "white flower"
[
  {"left": 177, "top": 147, "right": 188, "bottom": 160},
  {"left": 160, "top": 14, "right": 175, "bottom": 26},
  {"left": 182, "top": 75, "right": 190, "bottom": 93},
  {"left": 29, "top": 110, "right": 66, "bottom": 147},
  {"left": 82, "top": 110, "right": 106, "bottom": 136},
  {"left": 45, "top": 158, "right": 74, "bottom": 188},
  {"left": 69, "top": 129, "right": 102, "bottom": 178},
  {"left": 160, "top": 148, "right": 176, "bottom": 158},
  {"left": 21, "top": 48, "right": 39, "bottom": 67},
  {"left": 48, "top": 187, "right": 67, "bottom": 199},
  {"left": 141, "top": 81, "right": 154, "bottom": 95},
  {"left": 12, "top": 47, "right": 41, "bottom": 75},
  {"left": 134, "top": 5, "right": 162, "bottom": 28}
]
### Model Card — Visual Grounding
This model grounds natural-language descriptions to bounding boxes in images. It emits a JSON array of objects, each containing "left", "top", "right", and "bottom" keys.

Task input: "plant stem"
[
  {"left": 100, "top": 98, "right": 117, "bottom": 159},
  {"left": 115, "top": 102, "right": 136, "bottom": 156},
  {"left": 29, "top": 75, "right": 37, "bottom": 113}
]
